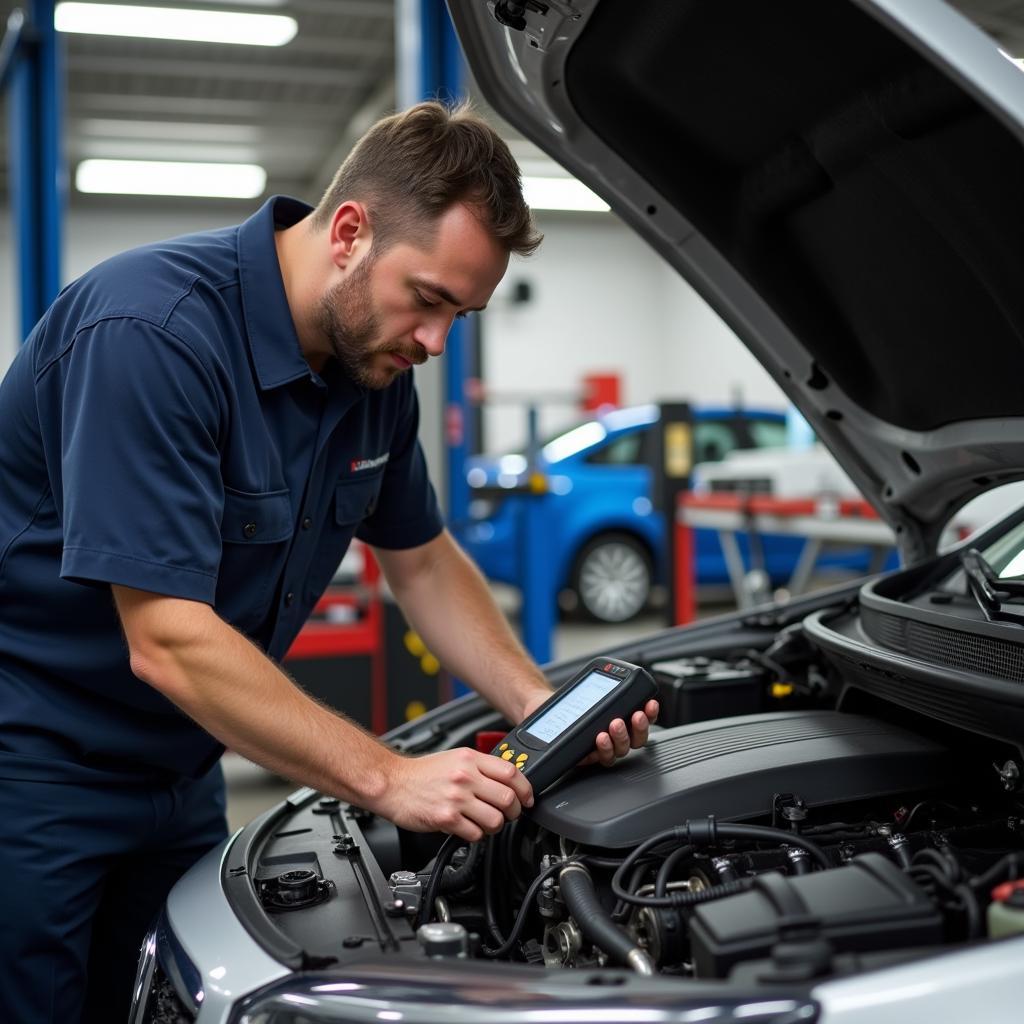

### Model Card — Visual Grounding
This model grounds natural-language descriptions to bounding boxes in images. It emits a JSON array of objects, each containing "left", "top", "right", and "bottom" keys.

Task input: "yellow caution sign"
[{"left": 664, "top": 422, "right": 692, "bottom": 478}]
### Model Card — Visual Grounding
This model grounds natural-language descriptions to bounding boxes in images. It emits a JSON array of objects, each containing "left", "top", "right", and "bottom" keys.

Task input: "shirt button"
[
  {"left": 243, "top": 522, "right": 257, "bottom": 538},
  {"left": 301, "top": 516, "right": 312, "bottom": 530},
  {"left": 284, "top": 592, "right": 295, "bottom": 607}
]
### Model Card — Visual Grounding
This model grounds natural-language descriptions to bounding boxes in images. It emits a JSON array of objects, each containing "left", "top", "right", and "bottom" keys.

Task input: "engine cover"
[{"left": 530, "top": 710, "right": 951, "bottom": 848}]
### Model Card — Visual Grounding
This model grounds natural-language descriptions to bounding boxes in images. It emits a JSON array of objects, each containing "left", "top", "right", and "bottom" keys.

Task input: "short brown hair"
[{"left": 311, "top": 100, "right": 542, "bottom": 258}]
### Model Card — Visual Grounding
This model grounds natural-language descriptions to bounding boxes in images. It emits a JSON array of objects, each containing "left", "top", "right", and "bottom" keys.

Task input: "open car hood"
[{"left": 449, "top": 0, "right": 1024, "bottom": 562}]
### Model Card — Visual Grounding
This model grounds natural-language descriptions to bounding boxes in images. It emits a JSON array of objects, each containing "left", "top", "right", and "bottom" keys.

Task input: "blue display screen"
[{"left": 526, "top": 671, "right": 618, "bottom": 743}]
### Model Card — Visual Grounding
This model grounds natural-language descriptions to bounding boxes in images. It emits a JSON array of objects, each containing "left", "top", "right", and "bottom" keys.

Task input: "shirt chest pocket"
[
  {"left": 304, "top": 471, "right": 385, "bottom": 602},
  {"left": 217, "top": 486, "right": 293, "bottom": 630}
]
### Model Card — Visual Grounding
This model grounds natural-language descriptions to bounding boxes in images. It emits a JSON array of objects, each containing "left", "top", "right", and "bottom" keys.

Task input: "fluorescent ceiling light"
[
  {"left": 76, "top": 159, "right": 266, "bottom": 198},
  {"left": 522, "top": 175, "right": 610, "bottom": 213},
  {"left": 55, "top": 3, "right": 297, "bottom": 47}
]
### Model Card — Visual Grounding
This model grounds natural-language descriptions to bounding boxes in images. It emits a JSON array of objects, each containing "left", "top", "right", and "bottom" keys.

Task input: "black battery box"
[
  {"left": 689, "top": 853, "right": 943, "bottom": 979},
  {"left": 649, "top": 655, "right": 767, "bottom": 725}
]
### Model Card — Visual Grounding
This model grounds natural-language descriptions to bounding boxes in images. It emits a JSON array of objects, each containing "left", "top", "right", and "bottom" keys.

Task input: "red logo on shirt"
[{"left": 351, "top": 453, "right": 389, "bottom": 473}]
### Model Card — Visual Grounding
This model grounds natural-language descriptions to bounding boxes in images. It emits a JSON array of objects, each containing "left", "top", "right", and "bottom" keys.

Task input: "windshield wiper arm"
[{"left": 960, "top": 548, "right": 1024, "bottom": 625}]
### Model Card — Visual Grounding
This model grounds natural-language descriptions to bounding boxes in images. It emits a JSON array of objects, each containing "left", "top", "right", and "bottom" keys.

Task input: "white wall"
[
  {"left": 1, "top": 212, "right": 16, "bottom": 371},
  {"left": 657, "top": 257, "right": 790, "bottom": 411},
  {"left": 1, "top": 201, "right": 252, "bottom": 369},
  {"left": 479, "top": 210, "right": 786, "bottom": 454}
]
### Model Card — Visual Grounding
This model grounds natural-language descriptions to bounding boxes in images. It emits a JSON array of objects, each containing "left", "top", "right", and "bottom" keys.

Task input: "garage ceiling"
[
  {"left": 0, "top": 0, "right": 399, "bottom": 203},
  {"left": 0, "top": 0, "right": 1020, "bottom": 206}
]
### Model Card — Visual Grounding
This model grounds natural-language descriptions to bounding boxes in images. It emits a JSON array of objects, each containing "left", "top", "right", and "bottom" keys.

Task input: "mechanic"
[{"left": 0, "top": 101, "right": 658, "bottom": 1023}]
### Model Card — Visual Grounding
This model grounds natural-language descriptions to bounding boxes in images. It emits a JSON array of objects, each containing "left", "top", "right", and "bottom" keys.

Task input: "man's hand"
[
  {"left": 377, "top": 748, "right": 535, "bottom": 842},
  {"left": 520, "top": 690, "right": 660, "bottom": 769},
  {"left": 581, "top": 698, "right": 660, "bottom": 767}
]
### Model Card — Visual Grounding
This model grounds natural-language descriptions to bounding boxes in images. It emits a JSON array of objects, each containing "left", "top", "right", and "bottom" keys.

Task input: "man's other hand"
[
  {"left": 582, "top": 699, "right": 660, "bottom": 767},
  {"left": 519, "top": 691, "right": 661, "bottom": 769},
  {"left": 379, "top": 747, "right": 534, "bottom": 842}
]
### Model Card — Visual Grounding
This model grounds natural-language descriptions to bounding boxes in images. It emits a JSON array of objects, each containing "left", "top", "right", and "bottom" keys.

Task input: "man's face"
[{"left": 316, "top": 202, "right": 510, "bottom": 390}]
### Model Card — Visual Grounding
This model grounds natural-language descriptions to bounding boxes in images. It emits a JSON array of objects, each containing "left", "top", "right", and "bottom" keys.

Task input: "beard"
[{"left": 314, "top": 255, "right": 426, "bottom": 390}]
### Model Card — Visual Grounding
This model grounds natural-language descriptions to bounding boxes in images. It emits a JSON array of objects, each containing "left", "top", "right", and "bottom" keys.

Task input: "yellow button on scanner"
[
  {"left": 515, "top": 753, "right": 529, "bottom": 764},
  {"left": 499, "top": 743, "right": 509, "bottom": 752},
  {"left": 501, "top": 749, "right": 514, "bottom": 761},
  {"left": 518, "top": 763, "right": 526, "bottom": 771}
]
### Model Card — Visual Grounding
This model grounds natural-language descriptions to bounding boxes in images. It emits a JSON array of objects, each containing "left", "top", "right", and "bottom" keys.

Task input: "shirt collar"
[{"left": 236, "top": 195, "right": 316, "bottom": 391}]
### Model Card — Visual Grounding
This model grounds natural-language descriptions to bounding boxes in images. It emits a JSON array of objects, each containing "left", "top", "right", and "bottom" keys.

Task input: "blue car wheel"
[{"left": 571, "top": 532, "right": 652, "bottom": 623}]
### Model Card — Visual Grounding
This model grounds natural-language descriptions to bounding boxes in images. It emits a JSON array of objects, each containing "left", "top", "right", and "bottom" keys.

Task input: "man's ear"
[{"left": 328, "top": 201, "right": 372, "bottom": 269}]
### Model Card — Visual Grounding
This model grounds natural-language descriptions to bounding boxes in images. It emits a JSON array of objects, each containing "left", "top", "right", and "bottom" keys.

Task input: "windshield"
[
  {"left": 941, "top": 511, "right": 1024, "bottom": 596},
  {"left": 979, "top": 520, "right": 1024, "bottom": 580}
]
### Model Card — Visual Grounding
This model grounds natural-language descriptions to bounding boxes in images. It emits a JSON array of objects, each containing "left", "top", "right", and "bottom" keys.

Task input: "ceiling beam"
[
  {"left": 67, "top": 33, "right": 392, "bottom": 59},
  {"left": 69, "top": 54, "right": 370, "bottom": 86},
  {"left": 68, "top": 93, "right": 358, "bottom": 121}
]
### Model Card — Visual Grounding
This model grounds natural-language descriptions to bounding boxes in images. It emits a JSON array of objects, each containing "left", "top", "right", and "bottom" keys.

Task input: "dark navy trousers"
[{"left": 0, "top": 762, "right": 228, "bottom": 1023}]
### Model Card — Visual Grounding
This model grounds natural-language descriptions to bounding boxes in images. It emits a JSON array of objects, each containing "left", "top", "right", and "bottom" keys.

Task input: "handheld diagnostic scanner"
[{"left": 490, "top": 657, "right": 658, "bottom": 794}]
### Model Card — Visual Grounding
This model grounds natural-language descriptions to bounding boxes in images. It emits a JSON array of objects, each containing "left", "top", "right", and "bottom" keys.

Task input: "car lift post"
[
  {"left": 403, "top": 0, "right": 476, "bottom": 531},
  {"left": 655, "top": 402, "right": 696, "bottom": 625},
  {"left": 398, "top": 0, "right": 478, "bottom": 686},
  {"left": 1, "top": 0, "right": 64, "bottom": 343},
  {"left": 520, "top": 404, "right": 555, "bottom": 662}
]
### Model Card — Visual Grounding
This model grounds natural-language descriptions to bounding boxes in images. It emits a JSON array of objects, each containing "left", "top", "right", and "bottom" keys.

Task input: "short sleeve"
[
  {"left": 356, "top": 380, "right": 444, "bottom": 550},
  {"left": 52, "top": 317, "right": 226, "bottom": 601}
]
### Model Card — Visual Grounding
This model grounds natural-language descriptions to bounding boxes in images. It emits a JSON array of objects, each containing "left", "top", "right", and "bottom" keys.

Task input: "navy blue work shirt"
[{"left": 0, "top": 196, "right": 443, "bottom": 781}]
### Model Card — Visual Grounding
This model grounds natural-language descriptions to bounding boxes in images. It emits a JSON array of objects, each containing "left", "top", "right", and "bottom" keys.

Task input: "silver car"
[{"left": 132, "top": 1, "right": 1024, "bottom": 1020}]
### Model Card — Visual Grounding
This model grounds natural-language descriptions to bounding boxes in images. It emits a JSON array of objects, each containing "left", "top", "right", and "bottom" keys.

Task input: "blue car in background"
[{"left": 456, "top": 403, "right": 817, "bottom": 622}]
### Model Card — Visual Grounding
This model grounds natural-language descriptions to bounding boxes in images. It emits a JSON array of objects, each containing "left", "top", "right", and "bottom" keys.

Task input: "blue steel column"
[
  {"left": 402, "top": 1, "right": 552, "bottom": 665},
  {"left": 6, "top": 0, "right": 64, "bottom": 341},
  {"left": 520, "top": 404, "right": 553, "bottom": 664},
  {"left": 399, "top": 0, "right": 478, "bottom": 693},
  {"left": 418, "top": 1, "right": 473, "bottom": 530}
]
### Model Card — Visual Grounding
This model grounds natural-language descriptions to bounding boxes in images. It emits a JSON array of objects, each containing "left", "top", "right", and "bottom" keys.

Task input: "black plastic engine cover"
[
  {"left": 689, "top": 853, "right": 944, "bottom": 978},
  {"left": 530, "top": 710, "right": 950, "bottom": 847}
]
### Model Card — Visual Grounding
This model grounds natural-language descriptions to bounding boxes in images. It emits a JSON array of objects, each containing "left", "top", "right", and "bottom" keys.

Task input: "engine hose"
[
  {"left": 440, "top": 838, "right": 482, "bottom": 893},
  {"left": 482, "top": 834, "right": 506, "bottom": 946},
  {"left": 968, "top": 851, "right": 1024, "bottom": 891},
  {"left": 612, "top": 818, "right": 829, "bottom": 907},
  {"left": 716, "top": 823, "right": 829, "bottom": 868},
  {"left": 956, "top": 882, "right": 983, "bottom": 939},
  {"left": 655, "top": 844, "right": 694, "bottom": 897},
  {"left": 666, "top": 877, "right": 753, "bottom": 908},
  {"left": 558, "top": 864, "right": 655, "bottom": 975},
  {"left": 613, "top": 863, "right": 649, "bottom": 922},
  {"left": 480, "top": 856, "right": 583, "bottom": 958},
  {"left": 885, "top": 833, "right": 913, "bottom": 871},
  {"left": 417, "top": 834, "right": 463, "bottom": 928}
]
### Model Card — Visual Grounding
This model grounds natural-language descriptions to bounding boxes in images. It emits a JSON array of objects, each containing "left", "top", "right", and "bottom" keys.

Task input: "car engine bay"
[{"left": 223, "top": 558, "right": 1024, "bottom": 994}]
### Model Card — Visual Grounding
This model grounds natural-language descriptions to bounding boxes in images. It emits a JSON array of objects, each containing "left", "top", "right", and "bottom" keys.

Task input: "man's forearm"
[
  {"left": 114, "top": 585, "right": 397, "bottom": 806},
  {"left": 113, "top": 584, "right": 537, "bottom": 841},
  {"left": 377, "top": 532, "right": 551, "bottom": 723}
]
